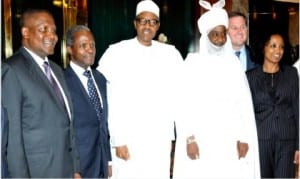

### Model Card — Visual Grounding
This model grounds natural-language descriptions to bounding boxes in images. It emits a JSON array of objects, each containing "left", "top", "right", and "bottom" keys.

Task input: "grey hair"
[{"left": 66, "top": 25, "right": 91, "bottom": 46}]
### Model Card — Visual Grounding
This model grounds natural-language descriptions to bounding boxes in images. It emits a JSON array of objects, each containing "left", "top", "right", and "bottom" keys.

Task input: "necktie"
[
  {"left": 83, "top": 70, "right": 102, "bottom": 119},
  {"left": 43, "top": 61, "right": 66, "bottom": 109},
  {"left": 235, "top": 51, "right": 241, "bottom": 58}
]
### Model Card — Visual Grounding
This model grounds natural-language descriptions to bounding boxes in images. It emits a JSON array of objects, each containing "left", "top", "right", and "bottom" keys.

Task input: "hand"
[
  {"left": 294, "top": 150, "right": 299, "bottom": 164},
  {"left": 186, "top": 136, "right": 199, "bottom": 160},
  {"left": 237, "top": 141, "right": 249, "bottom": 159},
  {"left": 108, "top": 165, "right": 112, "bottom": 178},
  {"left": 73, "top": 172, "right": 81, "bottom": 179},
  {"left": 116, "top": 145, "right": 130, "bottom": 161}
]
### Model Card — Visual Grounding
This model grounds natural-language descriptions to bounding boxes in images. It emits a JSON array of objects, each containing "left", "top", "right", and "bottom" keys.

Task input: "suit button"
[{"left": 69, "top": 148, "right": 72, "bottom": 152}]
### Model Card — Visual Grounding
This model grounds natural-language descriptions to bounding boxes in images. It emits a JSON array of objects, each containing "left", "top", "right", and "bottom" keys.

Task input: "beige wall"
[
  {"left": 289, "top": 9, "right": 299, "bottom": 47},
  {"left": 231, "top": 0, "right": 248, "bottom": 15}
]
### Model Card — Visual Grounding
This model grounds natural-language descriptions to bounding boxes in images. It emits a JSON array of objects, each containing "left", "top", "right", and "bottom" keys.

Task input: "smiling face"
[
  {"left": 67, "top": 30, "right": 96, "bottom": 69},
  {"left": 228, "top": 16, "right": 248, "bottom": 50},
  {"left": 263, "top": 34, "right": 284, "bottom": 65},
  {"left": 21, "top": 11, "right": 58, "bottom": 59},
  {"left": 134, "top": 11, "right": 160, "bottom": 46}
]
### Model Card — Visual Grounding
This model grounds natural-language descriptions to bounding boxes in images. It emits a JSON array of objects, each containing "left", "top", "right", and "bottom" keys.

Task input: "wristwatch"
[{"left": 186, "top": 135, "right": 196, "bottom": 144}]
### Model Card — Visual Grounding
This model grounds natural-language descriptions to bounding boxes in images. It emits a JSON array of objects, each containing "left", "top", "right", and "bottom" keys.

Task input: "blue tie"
[
  {"left": 83, "top": 70, "right": 102, "bottom": 119},
  {"left": 235, "top": 51, "right": 241, "bottom": 59}
]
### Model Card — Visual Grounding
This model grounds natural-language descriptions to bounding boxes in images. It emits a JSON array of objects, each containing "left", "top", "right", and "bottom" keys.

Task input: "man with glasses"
[{"left": 97, "top": 0, "right": 183, "bottom": 178}]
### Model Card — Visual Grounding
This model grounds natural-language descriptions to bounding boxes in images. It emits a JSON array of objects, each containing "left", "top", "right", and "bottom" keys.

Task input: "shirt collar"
[
  {"left": 70, "top": 61, "right": 92, "bottom": 77},
  {"left": 23, "top": 47, "right": 52, "bottom": 74},
  {"left": 239, "top": 46, "right": 246, "bottom": 54},
  {"left": 23, "top": 47, "right": 49, "bottom": 66}
]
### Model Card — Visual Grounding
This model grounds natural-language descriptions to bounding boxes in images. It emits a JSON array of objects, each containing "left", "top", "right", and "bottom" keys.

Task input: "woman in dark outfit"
[{"left": 246, "top": 32, "right": 299, "bottom": 178}]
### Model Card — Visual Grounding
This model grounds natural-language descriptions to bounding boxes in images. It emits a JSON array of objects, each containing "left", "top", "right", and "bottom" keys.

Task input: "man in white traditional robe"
[
  {"left": 173, "top": 0, "right": 260, "bottom": 178},
  {"left": 97, "top": 0, "right": 183, "bottom": 178}
]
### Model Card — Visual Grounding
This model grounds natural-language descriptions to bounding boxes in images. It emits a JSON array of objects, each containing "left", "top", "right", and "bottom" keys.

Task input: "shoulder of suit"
[
  {"left": 246, "top": 65, "right": 261, "bottom": 75},
  {"left": 92, "top": 69, "right": 106, "bottom": 80},
  {"left": 49, "top": 60, "right": 63, "bottom": 71},
  {"left": 245, "top": 45, "right": 251, "bottom": 50},
  {"left": 282, "top": 65, "right": 298, "bottom": 74},
  {"left": 63, "top": 65, "right": 73, "bottom": 76},
  {"left": 3, "top": 51, "right": 31, "bottom": 73},
  {"left": 1, "top": 62, "right": 11, "bottom": 76},
  {"left": 5, "top": 50, "right": 24, "bottom": 64}
]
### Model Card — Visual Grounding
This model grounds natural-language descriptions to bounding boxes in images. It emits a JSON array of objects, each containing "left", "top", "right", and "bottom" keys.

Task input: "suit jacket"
[
  {"left": 245, "top": 45, "right": 258, "bottom": 71},
  {"left": 64, "top": 66, "right": 111, "bottom": 178},
  {"left": 1, "top": 47, "right": 80, "bottom": 177},
  {"left": 1, "top": 103, "right": 9, "bottom": 177},
  {"left": 246, "top": 65, "right": 299, "bottom": 148}
]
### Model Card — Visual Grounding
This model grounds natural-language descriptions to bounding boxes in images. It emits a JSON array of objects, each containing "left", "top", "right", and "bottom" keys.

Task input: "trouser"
[{"left": 259, "top": 139, "right": 297, "bottom": 178}]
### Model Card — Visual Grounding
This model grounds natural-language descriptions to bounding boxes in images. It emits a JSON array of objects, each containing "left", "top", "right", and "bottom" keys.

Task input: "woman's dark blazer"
[{"left": 246, "top": 65, "right": 299, "bottom": 148}]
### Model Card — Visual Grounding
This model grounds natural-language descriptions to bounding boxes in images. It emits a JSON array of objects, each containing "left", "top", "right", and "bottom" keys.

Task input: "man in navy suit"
[
  {"left": 228, "top": 11, "right": 257, "bottom": 72},
  {"left": 1, "top": 9, "right": 80, "bottom": 177},
  {"left": 64, "top": 25, "right": 112, "bottom": 178}
]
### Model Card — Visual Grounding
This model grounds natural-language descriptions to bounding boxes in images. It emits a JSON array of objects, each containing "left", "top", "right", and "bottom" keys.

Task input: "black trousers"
[{"left": 259, "top": 139, "right": 297, "bottom": 178}]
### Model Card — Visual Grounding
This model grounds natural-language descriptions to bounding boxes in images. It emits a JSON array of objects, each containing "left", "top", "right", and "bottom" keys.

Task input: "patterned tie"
[
  {"left": 43, "top": 61, "right": 66, "bottom": 109},
  {"left": 83, "top": 70, "right": 102, "bottom": 119},
  {"left": 235, "top": 51, "right": 241, "bottom": 59}
]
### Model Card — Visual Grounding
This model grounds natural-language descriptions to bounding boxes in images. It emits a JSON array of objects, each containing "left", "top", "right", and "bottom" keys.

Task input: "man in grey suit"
[{"left": 1, "top": 9, "right": 81, "bottom": 178}]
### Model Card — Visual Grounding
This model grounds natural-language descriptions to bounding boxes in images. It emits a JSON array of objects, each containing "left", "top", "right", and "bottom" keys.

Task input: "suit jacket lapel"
[
  {"left": 20, "top": 47, "right": 71, "bottom": 117},
  {"left": 67, "top": 67, "right": 93, "bottom": 107},
  {"left": 20, "top": 47, "right": 54, "bottom": 91},
  {"left": 92, "top": 70, "right": 108, "bottom": 117},
  {"left": 49, "top": 61, "right": 74, "bottom": 118},
  {"left": 92, "top": 70, "right": 106, "bottom": 105}
]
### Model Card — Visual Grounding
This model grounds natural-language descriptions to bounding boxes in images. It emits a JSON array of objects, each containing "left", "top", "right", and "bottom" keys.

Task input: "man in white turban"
[
  {"left": 173, "top": 0, "right": 261, "bottom": 178},
  {"left": 97, "top": 0, "right": 183, "bottom": 178}
]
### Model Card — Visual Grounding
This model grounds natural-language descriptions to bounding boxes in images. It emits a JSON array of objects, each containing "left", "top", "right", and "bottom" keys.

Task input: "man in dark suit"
[
  {"left": 1, "top": 101, "right": 9, "bottom": 178},
  {"left": 1, "top": 9, "right": 80, "bottom": 178},
  {"left": 228, "top": 11, "right": 257, "bottom": 72},
  {"left": 64, "top": 25, "right": 112, "bottom": 178}
]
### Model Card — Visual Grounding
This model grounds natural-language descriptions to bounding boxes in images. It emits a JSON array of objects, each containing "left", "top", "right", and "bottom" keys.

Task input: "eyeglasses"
[{"left": 135, "top": 18, "right": 159, "bottom": 26}]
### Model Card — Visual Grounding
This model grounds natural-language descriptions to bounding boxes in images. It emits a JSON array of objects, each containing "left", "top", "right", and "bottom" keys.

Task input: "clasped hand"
[
  {"left": 186, "top": 139, "right": 249, "bottom": 160},
  {"left": 116, "top": 145, "right": 130, "bottom": 161},
  {"left": 237, "top": 141, "right": 249, "bottom": 159}
]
